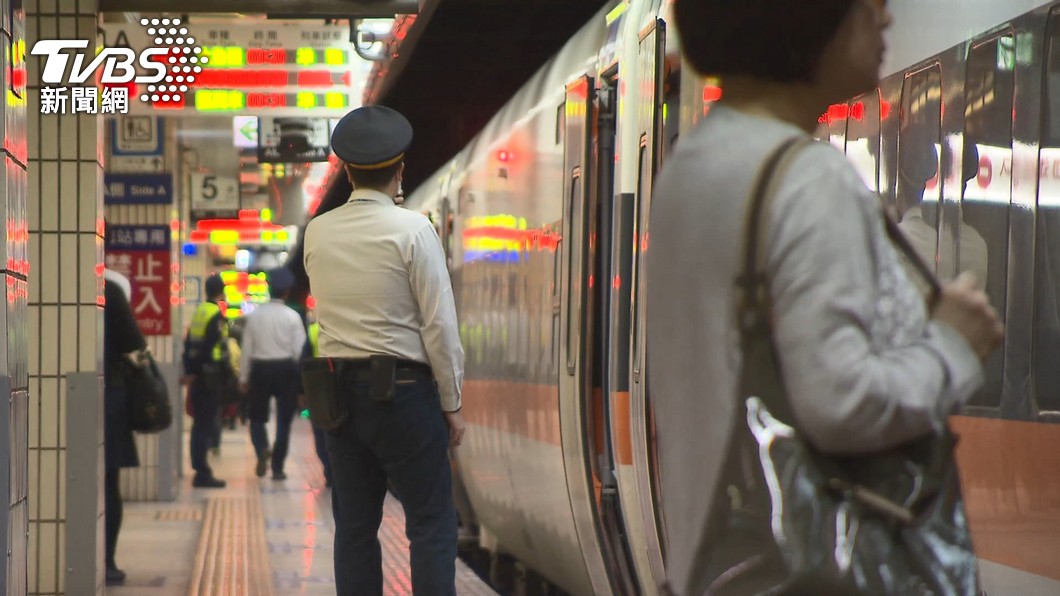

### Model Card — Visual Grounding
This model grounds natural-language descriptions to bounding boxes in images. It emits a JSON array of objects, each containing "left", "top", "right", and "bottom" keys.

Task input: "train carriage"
[{"left": 389, "top": 1, "right": 1060, "bottom": 593}]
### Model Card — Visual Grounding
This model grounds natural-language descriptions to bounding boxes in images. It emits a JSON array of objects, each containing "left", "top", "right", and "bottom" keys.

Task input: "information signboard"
[
  {"left": 190, "top": 173, "right": 240, "bottom": 210},
  {"left": 104, "top": 173, "right": 174, "bottom": 205},
  {"left": 104, "top": 225, "right": 172, "bottom": 336},
  {"left": 258, "top": 117, "right": 330, "bottom": 162},
  {"left": 100, "top": 22, "right": 371, "bottom": 117}
]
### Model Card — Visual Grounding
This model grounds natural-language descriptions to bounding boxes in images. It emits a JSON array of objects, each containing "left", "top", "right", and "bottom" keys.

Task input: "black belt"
[{"left": 331, "top": 358, "right": 433, "bottom": 383}]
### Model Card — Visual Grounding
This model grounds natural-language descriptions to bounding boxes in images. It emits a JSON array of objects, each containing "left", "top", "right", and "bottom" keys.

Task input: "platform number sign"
[{"left": 190, "top": 173, "right": 239, "bottom": 211}]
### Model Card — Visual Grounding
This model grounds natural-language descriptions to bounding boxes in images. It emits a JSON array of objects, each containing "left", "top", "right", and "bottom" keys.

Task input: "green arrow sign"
[{"left": 240, "top": 120, "right": 257, "bottom": 141}]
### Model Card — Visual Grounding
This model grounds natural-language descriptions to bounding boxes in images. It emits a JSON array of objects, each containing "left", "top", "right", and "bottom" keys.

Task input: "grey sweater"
[{"left": 645, "top": 105, "right": 982, "bottom": 595}]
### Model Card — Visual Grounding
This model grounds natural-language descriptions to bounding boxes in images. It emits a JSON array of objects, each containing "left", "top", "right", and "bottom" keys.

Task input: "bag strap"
[{"left": 737, "top": 139, "right": 944, "bottom": 334}]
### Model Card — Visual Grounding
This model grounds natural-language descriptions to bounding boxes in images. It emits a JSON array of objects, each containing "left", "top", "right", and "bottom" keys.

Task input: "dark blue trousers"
[
  {"left": 189, "top": 378, "right": 221, "bottom": 477},
  {"left": 326, "top": 376, "right": 457, "bottom": 595},
  {"left": 247, "top": 360, "right": 300, "bottom": 474}
]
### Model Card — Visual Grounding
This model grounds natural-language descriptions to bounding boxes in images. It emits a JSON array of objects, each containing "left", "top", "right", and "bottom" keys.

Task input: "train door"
[
  {"left": 609, "top": 17, "right": 669, "bottom": 594},
  {"left": 558, "top": 74, "right": 614, "bottom": 595}
]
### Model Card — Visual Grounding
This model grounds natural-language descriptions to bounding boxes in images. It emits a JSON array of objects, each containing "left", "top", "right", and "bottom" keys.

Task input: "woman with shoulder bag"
[
  {"left": 103, "top": 274, "right": 147, "bottom": 586},
  {"left": 646, "top": 1, "right": 1004, "bottom": 594}
]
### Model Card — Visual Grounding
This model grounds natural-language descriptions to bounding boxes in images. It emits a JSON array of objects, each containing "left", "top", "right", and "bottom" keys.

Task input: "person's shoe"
[
  {"left": 192, "top": 474, "right": 226, "bottom": 489},
  {"left": 272, "top": 471, "right": 287, "bottom": 480},
  {"left": 255, "top": 451, "right": 270, "bottom": 478},
  {"left": 105, "top": 566, "right": 126, "bottom": 586}
]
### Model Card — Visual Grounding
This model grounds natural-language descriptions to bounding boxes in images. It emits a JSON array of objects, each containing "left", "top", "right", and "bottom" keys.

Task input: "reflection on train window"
[
  {"left": 556, "top": 103, "right": 565, "bottom": 145},
  {"left": 895, "top": 65, "right": 943, "bottom": 275},
  {"left": 845, "top": 90, "right": 882, "bottom": 192},
  {"left": 1034, "top": 12, "right": 1060, "bottom": 413},
  {"left": 631, "top": 142, "right": 649, "bottom": 378},
  {"left": 962, "top": 34, "right": 1014, "bottom": 410},
  {"left": 565, "top": 172, "right": 583, "bottom": 372}
]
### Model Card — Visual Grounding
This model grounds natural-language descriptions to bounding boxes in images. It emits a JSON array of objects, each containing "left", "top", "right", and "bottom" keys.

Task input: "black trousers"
[
  {"left": 105, "top": 467, "right": 122, "bottom": 569},
  {"left": 327, "top": 375, "right": 457, "bottom": 595},
  {"left": 247, "top": 360, "right": 300, "bottom": 473}
]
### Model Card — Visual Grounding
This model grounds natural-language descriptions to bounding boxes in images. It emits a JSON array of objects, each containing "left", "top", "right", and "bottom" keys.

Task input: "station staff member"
[
  {"left": 303, "top": 105, "right": 465, "bottom": 596},
  {"left": 181, "top": 274, "right": 228, "bottom": 489},
  {"left": 239, "top": 267, "right": 306, "bottom": 480}
]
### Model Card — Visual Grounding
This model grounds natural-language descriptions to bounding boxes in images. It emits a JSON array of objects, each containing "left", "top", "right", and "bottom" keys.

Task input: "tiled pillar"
[
  {"left": 26, "top": 1, "right": 104, "bottom": 594},
  {"left": 3, "top": 0, "right": 30, "bottom": 594}
]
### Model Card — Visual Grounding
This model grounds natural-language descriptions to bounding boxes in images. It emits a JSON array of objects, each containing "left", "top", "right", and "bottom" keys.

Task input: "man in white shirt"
[
  {"left": 239, "top": 267, "right": 306, "bottom": 480},
  {"left": 303, "top": 105, "right": 465, "bottom": 595}
]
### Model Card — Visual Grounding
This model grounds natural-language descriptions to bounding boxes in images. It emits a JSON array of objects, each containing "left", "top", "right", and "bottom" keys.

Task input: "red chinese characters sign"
[{"left": 105, "top": 225, "right": 172, "bottom": 336}]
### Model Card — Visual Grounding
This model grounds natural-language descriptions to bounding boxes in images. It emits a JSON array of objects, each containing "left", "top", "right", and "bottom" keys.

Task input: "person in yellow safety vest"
[
  {"left": 304, "top": 319, "right": 333, "bottom": 487},
  {"left": 181, "top": 274, "right": 230, "bottom": 488}
]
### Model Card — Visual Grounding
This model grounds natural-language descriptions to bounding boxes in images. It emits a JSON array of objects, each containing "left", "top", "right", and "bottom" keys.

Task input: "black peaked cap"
[{"left": 330, "top": 105, "right": 413, "bottom": 169}]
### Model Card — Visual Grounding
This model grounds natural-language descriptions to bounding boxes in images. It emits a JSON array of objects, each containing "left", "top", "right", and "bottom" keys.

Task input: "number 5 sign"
[{"left": 190, "top": 173, "right": 239, "bottom": 211}]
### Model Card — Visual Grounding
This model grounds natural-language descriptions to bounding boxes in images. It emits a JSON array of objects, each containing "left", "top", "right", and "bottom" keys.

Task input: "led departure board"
[{"left": 100, "top": 22, "right": 373, "bottom": 117}]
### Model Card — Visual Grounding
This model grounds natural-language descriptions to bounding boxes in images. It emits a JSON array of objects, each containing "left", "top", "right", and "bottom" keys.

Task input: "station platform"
[{"left": 109, "top": 416, "right": 498, "bottom": 595}]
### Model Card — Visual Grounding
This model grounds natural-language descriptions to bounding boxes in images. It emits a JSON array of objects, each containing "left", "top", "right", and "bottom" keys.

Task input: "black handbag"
[
  {"left": 122, "top": 350, "right": 174, "bottom": 434},
  {"left": 704, "top": 137, "right": 979, "bottom": 595}
]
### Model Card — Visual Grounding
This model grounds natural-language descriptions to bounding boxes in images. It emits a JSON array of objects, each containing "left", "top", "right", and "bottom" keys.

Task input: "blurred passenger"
[
  {"left": 103, "top": 272, "right": 145, "bottom": 585},
  {"left": 222, "top": 318, "right": 245, "bottom": 430},
  {"left": 895, "top": 129, "right": 989, "bottom": 290},
  {"left": 303, "top": 106, "right": 465, "bottom": 595},
  {"left": 648, "top": 1, "right": 1004, "bottom": 594},
  {"left": 182, "top": 274, "right": 229, "bottom": 488},
  {"left": 304, "top": 315, "right": 333, "bottom": 487},
  {"left": 239, "top": 267, "right": 306, "bottom": 480}
]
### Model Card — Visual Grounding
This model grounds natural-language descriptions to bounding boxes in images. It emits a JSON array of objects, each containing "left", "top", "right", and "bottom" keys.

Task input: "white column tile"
[
  {"left": 38, "top": 305, "right": 57, "bottom": 375},
  {"left": 58, "top": 113, "right": 77, "bottom": 161},
  {"left": 39, "top": 110, "right": 57, "bottom": 161},
  {"left": 77, "top": 0, "right": 96, "bottom": 16},
  {"left": 26, "top": 451, "right": 37, "bottom": 516},
  {"left": 75, "top": 14, "right": 94, "bottom": 38},
  {"left": 27, "top": 306, "right": 39, "bottom": 380},
  {"left": 27, "top": 375, "right": 39, "bottom": 447},
  {"left": 37, "top": 451, "right": 56, "bottom": 520},
  {"left": 38, "top": 388, "right": 56, "bottom": 449},
  {"left": 37, "top": 523, "right": 57, "bottom": 593},
  {"left": 78, "top": 161, "right": 97, "bottom": 231},
  {"left": 78, "top": 304, "right": 95, "bottom": 371},
  {"left": 59, "top": 304, "right": 77, "bottom": 372},
  {"left": 35, "top": 0, "right": 59, "bottom": 15},
  {"left": 58, "top": 0, "right": 76, "bottom": 14},
  {"left": 58, "top": 232, "right": 75, "bottom": 302},
  {"left": 39, "top": 233, "right": 57, "bottom": 303},
  {"left": 39, "top": 161, "right": 58, "bottom": 232},
  {"left": 77, "top": 233, "right": 95, "bottom": 304},
  {"left": 58, "top": 161, "right": 76, "bottom": 231},
  {"left": 78, "top": 112, "right": 96, "bottom": 162},
  {"left": 27, "top": 162, "right": 38, "bottom": 230},
  {"left": 25, "top": 231, "right": 37, "bottom": 299},
  {"left": 58, "top": 375, "right": 68, "bottom": 449}
]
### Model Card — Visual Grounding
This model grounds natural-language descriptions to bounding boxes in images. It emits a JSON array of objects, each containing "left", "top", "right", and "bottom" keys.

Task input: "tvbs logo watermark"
[{"left": 29, "top": 17, "right": 205, "bottom": 115}]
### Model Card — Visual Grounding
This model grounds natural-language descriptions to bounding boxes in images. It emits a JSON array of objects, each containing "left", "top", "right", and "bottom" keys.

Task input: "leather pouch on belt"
[
  {"left": 369, "top": 355, "right": 396, "bottom": 402},
  {"left": 300, "top": 357, "right": 348, "bottom": 430}
]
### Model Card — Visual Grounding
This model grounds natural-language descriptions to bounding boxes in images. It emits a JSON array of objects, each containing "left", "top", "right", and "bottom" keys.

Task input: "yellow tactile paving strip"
[{"left": 187, "top": 492, "right": 274, "bottom": 596}]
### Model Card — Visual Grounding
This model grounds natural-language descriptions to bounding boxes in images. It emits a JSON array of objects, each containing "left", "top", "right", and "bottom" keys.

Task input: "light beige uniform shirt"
[{"left": 303, "top": 189, "right": 464, "bottom": 412}]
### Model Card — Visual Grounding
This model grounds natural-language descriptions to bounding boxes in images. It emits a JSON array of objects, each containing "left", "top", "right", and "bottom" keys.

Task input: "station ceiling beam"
[{"left": 98, "top": 0, "right": 420, "bottom": 17}]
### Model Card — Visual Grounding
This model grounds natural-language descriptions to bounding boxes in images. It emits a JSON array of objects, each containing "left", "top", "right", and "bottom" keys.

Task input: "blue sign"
[
  {"left": 104, "top": 173, "right": 173, "bottom": 205},
  {"left": 110, "top": 117, "right": 164, "bottom": 156},
  {"left": 105, "top": 225, "right": 171, "bottom": 251}
]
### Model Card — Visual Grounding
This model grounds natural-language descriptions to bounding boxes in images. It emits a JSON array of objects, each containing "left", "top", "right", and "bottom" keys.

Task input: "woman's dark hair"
[
  {"left": 674, "top": 0, "right": 856, "bottom": 83},
  {"left": 287, "top": 168, "right": 353, "bottom": 305},
  {"left": 347, "top": 161, "right": 403, "bottom": 190}
]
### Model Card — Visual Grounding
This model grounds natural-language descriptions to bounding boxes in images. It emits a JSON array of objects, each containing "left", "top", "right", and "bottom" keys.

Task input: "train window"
[
  {"left": 963, "top": 34, "right": 1014, "bottom": 410},
  {"left": 556, "top": 103, "right": 565, "bottom": 145},
  {"left": 631, "top": 141, "right": 649, "bottom": 380},
  {"left": 845, "top": 90, "right": 882, "bottom": 192},
  {"left": 565, "top": 172, "right": 583, "bottom": 373},
  {"left": 894, "top": 65, "right": 943, "bottom": 273},
  {"left": 1034, "top": 12, "right": 1060, "bottom": 413}
]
